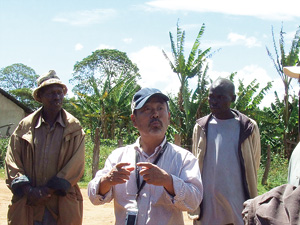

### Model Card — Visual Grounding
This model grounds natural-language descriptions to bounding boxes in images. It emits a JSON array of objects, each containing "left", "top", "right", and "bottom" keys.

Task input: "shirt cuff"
[
  {"left": 172, "top": 175, "right": 186, "bottom": 202},
  {"left": 88, "top": 177, "right": 113, "bottom": 205}
]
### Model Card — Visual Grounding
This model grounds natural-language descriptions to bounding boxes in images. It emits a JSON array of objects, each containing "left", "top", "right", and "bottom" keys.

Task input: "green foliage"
[
  {"left": 72, "top": 75, "right": 139, "bottom": 141},
  {"left": 163, "top": 21, "right": 212, "bottom": 149},
  {"left": 80, "top": 137, "right": 117, "bottom": 185},
  {"left": 0, "top": 63, "right": 38, "bottom": 91},
  {"left": 0, "top": 137, "right": 9, "bottom": 169},
  {"left": 266, "top": 25, "right": 300, "bottom": 158},
  {"left": 0, "top": 168, "right": 4, "bottom": 179},
  {"left": 0, "top": 63, "right": 39, "bottom": 111},
  {"left": 260, "top": 92, "right": 299, "bottom": 158},
  {"left": 70, "top": 49, "right": 140, "bottom": 95},
  {"left": 70, "top": 49, "right": 140, "bottom": 142},
  {"left": 9, "top": 88, "right": 40, "bottom": 110},
  {"left": 168, "top": 65, "right": 210, "bottom": 150},
  {"left": 257, "top": 153, "right": 289, "bottom": 195},
  {"left": 232, "top": 75, "right": 273, "bottom": 119}
]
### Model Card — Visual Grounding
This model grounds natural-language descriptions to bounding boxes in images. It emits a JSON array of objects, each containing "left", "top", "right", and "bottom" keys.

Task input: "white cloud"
[
  {"left": 123, "top": 38, "right": 133, "bottom": 44},
  {"left": 231, "top": 65, "right": 280, "bottom": 108},
  {"left": 130, "top": 46, "right": 180, "bottom": 95},
  {"left": 130, "top": 46, "right": 299, "bottom": 109},
  {"left": 75, "top": 43, "right": 83, "bottom": 51},
  {"left": 53, "top": 9, "right": 117, "bottom": 26},
  {"left": 199, "top": 63, "right": 281, "bottom": 108},
  {"left": 227, "top": 33, "right": 261, "bottom": 48},
  {"left": 145, "top": 0, "right": 300, "bottom": 20}
]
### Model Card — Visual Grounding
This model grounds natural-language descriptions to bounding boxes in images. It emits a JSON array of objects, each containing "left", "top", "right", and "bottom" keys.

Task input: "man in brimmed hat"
[
  {"left": 283, "top": 66, "right": 300, "bottom": 186},
  {"left": 5, "top": 70, "right": 85, "bottom": 225},
  {"left": 88, "top": 87, "right": 203, "bottom": 225}
]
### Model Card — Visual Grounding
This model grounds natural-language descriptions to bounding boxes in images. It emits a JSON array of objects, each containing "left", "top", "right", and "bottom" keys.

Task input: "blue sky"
[{"left": 1, "top": 0, "right": 300, "bottom": 107}]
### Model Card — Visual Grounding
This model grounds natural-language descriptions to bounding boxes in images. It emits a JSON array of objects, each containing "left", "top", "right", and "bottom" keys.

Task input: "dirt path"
[{"left": 0, "top": 180, "right": 193, "bottom": 225}]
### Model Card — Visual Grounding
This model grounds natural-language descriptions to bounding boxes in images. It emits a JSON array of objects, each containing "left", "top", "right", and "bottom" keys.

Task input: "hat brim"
[
  {"left": 32, "top": 79, "right": 68, "bottom": 103},
  {"left": 283, "top": 66, "right": 300, "bottom": 79}
]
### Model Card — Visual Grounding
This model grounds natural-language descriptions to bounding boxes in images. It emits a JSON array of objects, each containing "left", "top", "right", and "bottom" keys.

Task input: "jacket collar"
[{"left": 196, "top": 109, "right": 254, "bottom": 141}]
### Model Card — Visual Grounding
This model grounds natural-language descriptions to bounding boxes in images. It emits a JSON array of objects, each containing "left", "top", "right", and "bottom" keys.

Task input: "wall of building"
[{"left": 0, "top": 93, "right": 26, "bottom": 137}]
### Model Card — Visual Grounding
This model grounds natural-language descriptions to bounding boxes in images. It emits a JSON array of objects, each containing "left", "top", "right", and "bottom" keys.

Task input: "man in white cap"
[
  {"left": 283, "top": 66, "right": 300, "bottom": 186},
  {"left": 88, "top": 87, "right": 203, "bottom": 225},
  {"left": 5, "top": 70, "right": 85, "bottom": 225}
]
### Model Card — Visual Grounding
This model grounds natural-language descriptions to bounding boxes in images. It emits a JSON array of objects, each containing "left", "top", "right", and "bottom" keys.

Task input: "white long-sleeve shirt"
[{"left": 88, "top": 137, "right": 203, "bottom": 225}]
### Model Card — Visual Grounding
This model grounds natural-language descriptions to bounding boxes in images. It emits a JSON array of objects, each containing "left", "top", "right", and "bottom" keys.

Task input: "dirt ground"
[{"left": 0, "top": 179, "right": 193, "bottom": 225}]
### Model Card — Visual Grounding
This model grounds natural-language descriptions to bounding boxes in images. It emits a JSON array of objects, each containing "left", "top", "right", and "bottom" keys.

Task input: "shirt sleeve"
[
  {"left": 87, "top": 170, "right": 113, "bottom": 205},
  {"left": 87, "top": 154, "right": 115, "bottom": 205},
  {"left": 171, "top": 152, "right": 203, "bottom": 212}
]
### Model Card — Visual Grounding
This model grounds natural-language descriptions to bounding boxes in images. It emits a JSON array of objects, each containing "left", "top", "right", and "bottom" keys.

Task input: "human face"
[
  {"left": 208, "top": 86, "right": 233, "bottom": 119},
  {"left": 39, "top": 84, "right": 64, "bottom": 113},
  {"left": 131, "top": 96, "right": 170, "bottom": 140}
]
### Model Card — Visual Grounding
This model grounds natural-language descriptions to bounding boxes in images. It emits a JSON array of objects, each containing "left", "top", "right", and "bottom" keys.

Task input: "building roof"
[{"left": 0, "top": 88, "right": 33, "bottom": 114}]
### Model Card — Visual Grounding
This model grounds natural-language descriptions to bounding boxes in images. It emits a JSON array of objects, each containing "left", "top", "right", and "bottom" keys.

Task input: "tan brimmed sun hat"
[
  {"left": 32, "top": 70, "right": 68, "bottom": 103},
  {"left": 283, "top": 66, "right": 300, "bottom": 79}
]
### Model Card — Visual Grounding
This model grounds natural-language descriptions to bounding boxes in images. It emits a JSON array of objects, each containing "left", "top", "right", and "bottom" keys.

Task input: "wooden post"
[
  {"left": 92, "top": 127, "right": 101, "bottom": 178},
  {"left": 261, "top": 145, "right": 271, "bottom": 185},
  {"left": 174, "top": 133, "right": 181, "bottom": 146},
  {"left": 118, "top": 139, "right": 123, "bottom": 147}
]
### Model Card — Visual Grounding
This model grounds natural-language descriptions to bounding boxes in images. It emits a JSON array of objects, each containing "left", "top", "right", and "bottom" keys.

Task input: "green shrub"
[
  {"left": 0, "top": 138, "right": 9, "bottom": 168},
  {"left": 80, "top": 137, "right": 117, "bottom": 186},
  {"left": 257, "top": 153, "right": 289, "bottom": 195}
]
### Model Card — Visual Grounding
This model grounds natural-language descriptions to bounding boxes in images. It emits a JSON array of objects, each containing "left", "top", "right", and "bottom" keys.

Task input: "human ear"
[
  {"left": 131, "top": 114, "right": 137, "bottom": 127},
  {"left": 231, "top": 95, "right": 236, "bottom": 102}
]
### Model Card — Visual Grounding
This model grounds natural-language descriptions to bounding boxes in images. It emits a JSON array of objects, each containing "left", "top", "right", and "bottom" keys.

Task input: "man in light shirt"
[
  {"left": 189, "top": 78, "right": 261, "bottom": 225},
  {"left": 283, "top": 66, "right": 300, "bottom": 187},
  {"left": 88, "top": 87, "right": 203, "bottom": 225}
]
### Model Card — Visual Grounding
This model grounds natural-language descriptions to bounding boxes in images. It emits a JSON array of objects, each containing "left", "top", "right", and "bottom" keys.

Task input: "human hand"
[
  {"left": 99, "top": 162, "right": 135, "bottom": 195},
  {"left": 106, "top": 162, "right": 135, "bottom": 185},
  {"left": 136, "top": 162, "right": 174, "bottom": 195},
  {"left": 26, "top": 186, "right": 51, "bottom": 206}
]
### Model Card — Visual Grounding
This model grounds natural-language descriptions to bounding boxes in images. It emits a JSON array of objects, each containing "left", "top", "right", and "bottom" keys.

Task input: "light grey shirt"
[
  {"left": 199, "top": 116, "right": 245, "bottom": 225},
  {"left": 88, "top": 137, "right": 203, "bottom": 225},
  {"left": 288, "top": 142, "right": 300, "bottom": 186}
]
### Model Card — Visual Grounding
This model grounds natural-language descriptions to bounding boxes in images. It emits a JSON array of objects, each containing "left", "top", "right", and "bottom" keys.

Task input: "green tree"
[
  {"left": 72, "top": 75, "right": 139, "bottom": 140},
  {"left": 0, "top": 63, "right": 38, "bottom": 90},
  {"left": 9, "top": 88, "right": 40, "bottom": 110},
  {"left": 0, "top": 63, "right": 39, "bottom": 109},
  {"left": 262, "top": 92, "right": 299, "bottom": 158},
  {"left": 231, "top": 73, "right": 273, "bottom": 120},
  {"left": 266, "top": 25, "right": 300, "bottom": 157},
  {"left": 228, "top": 73, "right": 273, "bottom": 160},
  {"left": 70, "top": 49, "right": 140, "bottom": 95},
  {"left": 162, "top": 21, "right": 212, "bottom": 148},
  {"left": 168, "top": 65, "right": 210, "bottom": 149},
  {"left": 70, "top": 49, "right": 140, "bottom": 141}
]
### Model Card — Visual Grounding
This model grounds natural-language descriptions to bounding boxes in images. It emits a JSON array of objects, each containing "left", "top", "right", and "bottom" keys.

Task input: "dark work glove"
[{"left": 22, "top": 185, "right": 52, "bottom": 206}]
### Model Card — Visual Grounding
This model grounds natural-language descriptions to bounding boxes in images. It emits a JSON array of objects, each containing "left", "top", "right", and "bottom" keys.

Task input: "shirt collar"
[
  {"left": 35, "top": 110, "right": 66, "bottom": 128},
  {"left": 134, "top": 136, "right": 167, "bottom": 158}
]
